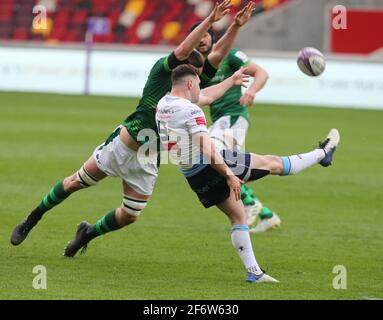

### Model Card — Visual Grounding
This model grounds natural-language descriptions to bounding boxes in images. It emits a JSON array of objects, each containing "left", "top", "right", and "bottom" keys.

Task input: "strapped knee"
[
  {"left": 121, "top": 195, "right": 147, "bottom": 217},
  {"left": 76, "top": 166, "right": 99, "bottom": 187}
]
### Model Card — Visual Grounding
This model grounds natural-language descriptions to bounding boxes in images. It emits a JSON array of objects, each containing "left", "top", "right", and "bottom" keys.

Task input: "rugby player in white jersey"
[{"left": 156, "top": 65, "right": 340, "bottom": 282}]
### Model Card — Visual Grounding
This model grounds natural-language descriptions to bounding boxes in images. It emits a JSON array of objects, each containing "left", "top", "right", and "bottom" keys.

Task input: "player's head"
[
  {"left": 171, "top": 64, "right": 200, "bottom": 103},
  {"left": 186, "top": 49, "right": 204, "bottom": 75},
  {"left": 190, "top": 22, "right": 215, "bottom": 56}
]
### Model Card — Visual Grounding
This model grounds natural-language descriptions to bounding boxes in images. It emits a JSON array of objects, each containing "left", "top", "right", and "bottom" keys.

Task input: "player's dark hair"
[
  {"left": 190, "top": 22, "right": 216, "bottom": 43},
  {"left": 186, "top": 49, "right": 204, "bottom": 69},
  {"left": 171, "top": 64, "right": 199, "bottom": 85}
]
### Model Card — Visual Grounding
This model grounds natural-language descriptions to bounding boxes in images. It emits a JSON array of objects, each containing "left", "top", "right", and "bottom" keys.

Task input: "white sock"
[
  {"left": 231, "top": 225, "right": 262, "bottom": 275},
  {"left": 281, "top": 149, "right": 325, "bottom": 175}
]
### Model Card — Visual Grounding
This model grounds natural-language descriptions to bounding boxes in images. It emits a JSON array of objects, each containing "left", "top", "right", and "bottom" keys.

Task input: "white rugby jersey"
[{"left": 156, "top": 94, "right": 209, "bottom": 177}]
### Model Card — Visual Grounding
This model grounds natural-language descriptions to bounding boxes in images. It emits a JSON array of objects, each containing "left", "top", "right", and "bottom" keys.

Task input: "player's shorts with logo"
[
  {"left": 186, "top": 149, "right": 252, "bottom": 208},
  {"left": 93, "top": 126, "right": 158, "bottom": 196}
]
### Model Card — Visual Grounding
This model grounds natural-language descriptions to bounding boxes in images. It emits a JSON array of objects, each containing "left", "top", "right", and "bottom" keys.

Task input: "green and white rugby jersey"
[
  {"left": 123, "top": 53, "right": 215, "bottom": 145},
  {"left": 207, "top": 48, "right": 251, "bottom": 124}
]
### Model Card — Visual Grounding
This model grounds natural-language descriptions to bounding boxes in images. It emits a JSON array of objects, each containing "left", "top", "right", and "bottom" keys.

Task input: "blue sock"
[{"left": 280, "top": 149, "right": 325, "bottom": 176}]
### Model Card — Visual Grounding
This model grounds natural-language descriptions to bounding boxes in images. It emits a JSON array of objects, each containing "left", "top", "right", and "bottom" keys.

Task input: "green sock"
[
  {"left": 243, "top": 195, "right": 255, "bottom": 206},
  {"left": 259, "top": 206, "right": 274, "bottom": 219},
  {"left": 246, "top": 185, "right": 256, "bottom": 199},
  {"left": 38, "top": 181, "right": 71, "bottom": 213},
  {"left": 240, "top": 185, "right": 248, "bottom": 200},
  {"left": 241, "top": 185, "right": 273, "bottom": 219},
  {"left": 93, "top": 210, "right": 122, "bottom": 236}
]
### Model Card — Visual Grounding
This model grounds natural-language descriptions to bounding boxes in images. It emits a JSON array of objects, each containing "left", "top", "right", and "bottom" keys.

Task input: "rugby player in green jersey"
[
  {"left": 10, "top": 1, "right": 257, "bottom": 257},
  {"left": 193, "top": 23, "right": 281, "bottom": 233}
]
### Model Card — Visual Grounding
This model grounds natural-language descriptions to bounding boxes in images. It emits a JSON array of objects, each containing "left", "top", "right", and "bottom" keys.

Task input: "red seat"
[
  {"left": 72, "top": 10, "right": 88, "bottom": 24},
  {"left": 13, "top": 28, "right": 29, "bottom": 40},
  {"left": 108, "top": 10, "right": 120, "bottom": 27},
  {"left": 0, "top": 4, "right": 14, "bottom": 11},
  {"left": 61, "top": 30, "right": 80, "bottom": 42},
  {"left": 0, "top": 10, "right": 13, "bottom": 21},
  {"left": 0, "top": 25, "right": 13, "bottom": 39},
  {"left": 93, "top": 33, "right": 115, "bottom": 43},
  {"left": 49, "top": 28, "right": 66, "bottom": 40}
]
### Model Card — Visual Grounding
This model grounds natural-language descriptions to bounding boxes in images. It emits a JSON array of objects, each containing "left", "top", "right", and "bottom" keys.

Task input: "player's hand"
[
  {"left": 232, "top": 67, "right": 250, "bottom": 87},
  {"left": 240, "top": 90, "right": 256, "bottom": 106},
  {"left": 234, "top": 1, "right": 256, "bottom": 27},
  {"left": 208, "top": 0, "right": 231, "bottom": 23},
  {"left": 226, "top": 175, "right": 243, "bottom": 202}
]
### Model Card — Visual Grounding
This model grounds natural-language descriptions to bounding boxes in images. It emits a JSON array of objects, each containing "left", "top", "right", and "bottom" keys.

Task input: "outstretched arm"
[
  {"left": 193, "top": 132, "right": 242, "bottom": 201},
  {"left": 240, "top": 62, "right": 269, "bottom": 106},
  {"left": 174, "top": 0, "right": 231, "bottom": 61},
  {"left": 197, "top": 68, "right": 249, "bottom": 107},
  {"left": 207, "top": 1, "right": 255, "bottom": 69}
]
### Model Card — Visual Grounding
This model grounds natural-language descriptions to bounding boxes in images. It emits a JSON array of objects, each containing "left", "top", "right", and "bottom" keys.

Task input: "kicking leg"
[
  {"left": 247, "top": 128, "right": 340, "bottom": 179},
  {"left": 245, "top": 129, "right": 340, "bottom": 232},
  {"left": 63, "top": 181, "right": 149, "bottom": 257},
  {"left": 10, "top": 156, "right": 107, "bottom": 246},
  {"left": 217, "top": 194, "right": 278, "bottom": 283}
]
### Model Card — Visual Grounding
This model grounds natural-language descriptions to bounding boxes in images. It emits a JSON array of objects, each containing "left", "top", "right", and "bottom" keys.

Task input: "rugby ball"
[{"left": 297, "top": 47, "right": 326, "bottom": 77}]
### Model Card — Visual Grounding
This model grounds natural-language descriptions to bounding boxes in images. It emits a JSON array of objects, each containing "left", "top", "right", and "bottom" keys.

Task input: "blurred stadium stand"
[
  {"left": 1, "top": 0, "right": 381, "bottom": 55},
  {"left": 1, "top": 0, "right": 382, "bottom": 108},
  {"left": 0, "top": 0, "right": 289, "bottom": 45}
]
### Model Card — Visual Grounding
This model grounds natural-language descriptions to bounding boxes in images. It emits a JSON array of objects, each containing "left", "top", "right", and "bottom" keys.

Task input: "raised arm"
[
  {"left": 197, "top": 67, "right": 249, "bottom": 107},
  {"left": 193, "top": 132, "right": 242, "bottom": 201},
  {"left": 207, "top": 1, "right": 256, "bottom": 69},
  {"left": 174, "top": 0, "right": 231, "bottom": 61},
  {"left": 239, "top": 62, "right": 269, "bottom": 106}
]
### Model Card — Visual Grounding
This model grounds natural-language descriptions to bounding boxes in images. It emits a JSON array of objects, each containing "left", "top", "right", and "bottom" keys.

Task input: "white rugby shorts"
[
  {"left": 93, "top": 128, "right": 158, "bottom": 196},
  {"left": 209, "top": 115, "right": 249, "bottom": 151}
]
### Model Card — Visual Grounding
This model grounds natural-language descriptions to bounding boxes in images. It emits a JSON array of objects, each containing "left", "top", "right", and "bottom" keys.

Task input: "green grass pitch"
[{"left": 0, "top": 91, "right": 382, "bottom": 300}]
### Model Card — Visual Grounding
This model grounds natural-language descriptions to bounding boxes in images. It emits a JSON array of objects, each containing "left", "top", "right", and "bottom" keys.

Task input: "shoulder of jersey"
[{"left": 187, "top": 103, "right": 204, "bottom": 118}]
